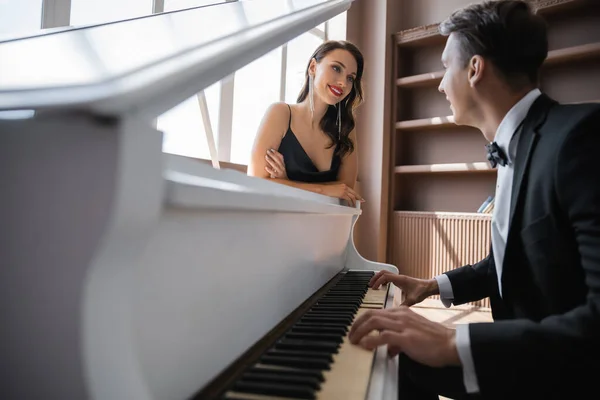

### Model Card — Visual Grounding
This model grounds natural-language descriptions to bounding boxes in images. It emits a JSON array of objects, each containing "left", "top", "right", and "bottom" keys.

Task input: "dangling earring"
[
  {"left": 337, "top": 102, "right": 341, "bottom": 139},
  {"left": 308, "top": 74, "right": 314, "bottom": 121}
]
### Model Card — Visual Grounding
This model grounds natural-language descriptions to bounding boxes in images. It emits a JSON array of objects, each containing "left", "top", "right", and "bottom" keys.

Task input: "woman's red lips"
[{"left": 329, "top": 85, "right": 343, "bottom": 97}]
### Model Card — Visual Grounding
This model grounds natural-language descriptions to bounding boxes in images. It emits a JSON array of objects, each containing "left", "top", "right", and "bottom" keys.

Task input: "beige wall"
[{"left": 347, "top": 0, "right": 479, "bottom": 262}]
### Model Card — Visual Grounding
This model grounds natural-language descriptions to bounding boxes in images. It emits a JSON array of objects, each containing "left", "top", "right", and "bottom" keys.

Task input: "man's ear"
[{"left": 468, "top": 55, "right": 485, "bottom": 87}]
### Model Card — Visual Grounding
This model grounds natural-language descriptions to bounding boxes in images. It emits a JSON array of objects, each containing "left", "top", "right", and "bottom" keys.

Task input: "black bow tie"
[{"left": 485, "top": 142, "right": 508, "bottom": 168}]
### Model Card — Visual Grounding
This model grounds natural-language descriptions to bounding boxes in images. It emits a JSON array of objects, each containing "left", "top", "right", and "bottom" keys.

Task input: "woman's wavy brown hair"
[{"left": 297, "top": 40, "right": 365, "bottom": 158}]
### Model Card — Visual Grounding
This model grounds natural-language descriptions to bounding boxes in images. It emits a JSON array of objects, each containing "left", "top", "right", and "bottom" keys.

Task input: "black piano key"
[
  {"left": 322, "top": 292, "right": 365, "bottom": 296},
  {"left": 293, "top": 322, "right": 349, "bottom": 331},
  {"left": 291, "top": 326, "right": 347, "bottom": 335},
  {"left": 316, "top": 299, "right": 361, "bottom": 305},
  {"left": 336, "top": 277, "right": 371, "bottom": 280},
  {"left": 302, "top": 315, "right": 354, "bottom": 324},
  {"left": 314, "top": 303, "right": 360, "bottom": 308},
  {"left": 330, "top": 283, "right": 369, "bottom": 287},
  {"left": 304, "top": 311, "right": 355, "bottom": 318},
  {"left": 300, "top": 316, "right": 353, "bottom": 324},
  {"left": 305, "top": 310, "right": 354, "bottom": 316},
  {"left": 232, "top": 381, "right": 316, "bottom": 399},
  {"left": 260, "top": 355, "right": 332, "bottom": 370},
  {"left": 312, "top": 304, "right": 359, "bottom": 312},
  {"left": 332, "top": 285, "right": 364, "bottom": 288},
  {"left": 302, "top": 312, "right": 354, "bottom": 318},
  {"left": 323, "top": 291, "right": 366, "bottom": 295},
  {"left": 249, "top": 366, "right": 324, "bottom": 382},
  {"left": 240, "top": 372, "right": 321, "bottom": 390},
  {"left": 307, "top": 307, "right": 356, "bottom": 312},
  {"left": 312, "top": 304, "right": 359, "bottom": 310},
  {"left": 320, "top": 296, "right": 365, "bottom": 302},
  {"left": 327, "top": 292, "right": 366, "bottom": 296},
  {"left": 276, "top": 339, "right": 340, "bottom": 353},
  {"left": 309, "top": 306, "right": 358, "bottom": 312},
  {"left": 284, "top": 332, "right": 344, "bottom": 343},
  {"left": 266, "top": 348, "right": 334, "bottom": 361}
]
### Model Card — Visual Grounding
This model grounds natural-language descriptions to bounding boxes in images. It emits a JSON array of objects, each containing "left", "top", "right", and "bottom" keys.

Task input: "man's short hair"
[{"left": 439, "top": 0, "right": 548, "bottom": 88}]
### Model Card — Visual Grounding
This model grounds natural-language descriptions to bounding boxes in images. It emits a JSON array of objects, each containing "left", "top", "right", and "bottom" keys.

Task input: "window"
[
  {"left": 159, "top": 81, "right": 221, "bottom": 159},
  {"left": 164, "top": 0, "right": 228, "bottom": 12},
  {"left": 285, "top": 32, "right": 323, "bottom": 104},
  {"left": 230, "top": 47, "right": 282, "bottom": 165},
  {"left": 0, "top": 0, "right": 43, "bottom": 39},
  {"left": 70, "top": 0, "right": 152, "bottom": 26},
  {"left": 327, "top": 11, "right": 347, "bottom": 41},
  {"left": 2, "top": 0, "right": 347, "bottom": 168},
  {"left": 162, "top": 12, "right": 347, "bottom": 166}
]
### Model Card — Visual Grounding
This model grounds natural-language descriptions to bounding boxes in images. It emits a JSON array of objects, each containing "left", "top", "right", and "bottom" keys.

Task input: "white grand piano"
[{"left": 0, "top": 1, "right": 400, "bottom": 399}]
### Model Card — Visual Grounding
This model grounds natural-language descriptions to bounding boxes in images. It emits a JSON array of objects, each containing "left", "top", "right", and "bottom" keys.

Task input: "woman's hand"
[
  {"left": 265, "top": 148, "right": 288, "bottom": 179},
  {"left": 321, "top": 183, "right": 364, "bottom": 207}
]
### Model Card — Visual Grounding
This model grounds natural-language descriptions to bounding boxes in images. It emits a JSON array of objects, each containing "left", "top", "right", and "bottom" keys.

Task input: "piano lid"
[{"left": 0, "top": 0, "right": 353, "bottom": 118}]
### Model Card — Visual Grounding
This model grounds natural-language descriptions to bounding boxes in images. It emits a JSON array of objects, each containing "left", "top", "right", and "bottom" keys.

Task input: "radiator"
[{"left": 391, "top": 211, "right": 492, "bottom": 308}]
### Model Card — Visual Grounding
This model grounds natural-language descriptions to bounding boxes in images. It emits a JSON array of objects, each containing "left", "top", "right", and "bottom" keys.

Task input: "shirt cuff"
[
  {"left": 434, "top": 274, "right": 454, "bottom": 308},
  {"left": 456, "top": 324, "right": 480, "bottom": 394}
]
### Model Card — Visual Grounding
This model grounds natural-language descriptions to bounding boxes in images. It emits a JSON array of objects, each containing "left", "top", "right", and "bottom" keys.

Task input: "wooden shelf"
[
  {"left": 395, "top": 23, "right": 445, "bottom": 48},
  {"left": 396, "top": 70, "right": 444, "bottom": 88},
  {"left": 396, "top": 41, "right": 600, "bottom": 89},
  {"left": 395, "top": 162, "right": 493, "bottom": 174},
  {"left": 545, "top": 42, "right": 600, "bottom": 65},
  {"left": 395, "top": 115, "right": 455, "bottom": 131},
  {"left": 395, "top": 96, "right": 599, "bottom": 131},
  {"left": 395, "top": 0, "right": 586, "bottom": 46}
]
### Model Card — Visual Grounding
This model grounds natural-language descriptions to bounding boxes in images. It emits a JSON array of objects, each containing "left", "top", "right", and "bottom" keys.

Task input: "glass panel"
[
  {"left": 0, "top": 34, "right": 103, "bottom": 88},
  {"left": 327, "top": 11, "right": 347, "bottom": 40},
  {"left": 285, "top": 32, "right": 322, "bottom": 104},
  {"left": 70, "top": 0, "right": 153, "bottom": 26},
  {"left": 164, "top": 0, "right": 228, "bottom": 12},
  {"left": 230, "top": 47, "right": 282, "bottom": 165},
  {"left": 159, "top": 81, "right": 221, "bottom": 159},
  {"left": 0, "top": 0, "right": 42, "bottom": 39}
]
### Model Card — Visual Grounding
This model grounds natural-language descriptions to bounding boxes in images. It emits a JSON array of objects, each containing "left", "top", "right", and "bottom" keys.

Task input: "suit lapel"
[
  {"left": 508, "top": 94, "right": 556, "bottom": 226},
  {"left": 501, "top": 94, "right": 556, "bottom": 297}
]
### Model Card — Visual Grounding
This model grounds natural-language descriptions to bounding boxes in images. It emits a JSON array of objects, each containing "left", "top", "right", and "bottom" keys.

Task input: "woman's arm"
[
  {"left": 247, "top": 102, "right": 288, "bottom": 178},
  {"left": 336, "top": 129, "right": 359, "bottom": 189}
]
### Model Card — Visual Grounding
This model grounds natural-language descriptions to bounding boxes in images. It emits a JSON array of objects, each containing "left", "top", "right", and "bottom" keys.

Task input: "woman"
[{"left": 247, "top": 40, "right": 365, "bottom": 206}]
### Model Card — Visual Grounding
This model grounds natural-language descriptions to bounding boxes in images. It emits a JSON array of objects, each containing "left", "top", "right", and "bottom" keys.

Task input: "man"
[{"left": 348, "top": 1, "right": 600, "bottom": 399}]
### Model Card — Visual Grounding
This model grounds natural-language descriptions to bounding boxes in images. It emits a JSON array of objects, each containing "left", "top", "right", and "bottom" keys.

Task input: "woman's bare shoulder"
[{"left": 264, "top": 102, "right": 291, "bottom": 121}]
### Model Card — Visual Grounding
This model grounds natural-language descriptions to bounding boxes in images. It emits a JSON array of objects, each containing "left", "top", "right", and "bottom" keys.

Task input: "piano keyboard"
[{"left": 209, "top": 271, "right": 389, "bottom": 400}]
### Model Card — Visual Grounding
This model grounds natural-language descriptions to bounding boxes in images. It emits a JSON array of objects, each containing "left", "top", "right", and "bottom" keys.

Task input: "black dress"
[{"left": 277, "top": 104, "right": 341, "bottom": 183}]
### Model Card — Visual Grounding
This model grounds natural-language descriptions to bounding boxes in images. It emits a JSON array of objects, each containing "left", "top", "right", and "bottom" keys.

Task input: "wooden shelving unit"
[
  {"left": 387, "top": 0, "right": 600, "bottom": 280},
  {"left": 396, "top": 41, "right": 600, "bottom": 89},
  {"left": 394, "top": 0, "right": 588, "bottom": 47},
  {"left": 395, "top": 115, "right": 455, "bottom": 131},
  {"left": 395, "top": 162, "right": 493, "bottom": 174}
]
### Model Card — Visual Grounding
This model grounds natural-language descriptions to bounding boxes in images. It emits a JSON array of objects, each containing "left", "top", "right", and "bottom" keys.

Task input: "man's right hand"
[{"left": 369, "top": 270, "right": 439, "bottom": 307}]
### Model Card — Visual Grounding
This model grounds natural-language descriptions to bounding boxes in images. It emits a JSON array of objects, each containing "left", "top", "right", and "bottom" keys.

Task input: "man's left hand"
[{"left": 348, "top": 306, "right": 461, "bottom": 367}]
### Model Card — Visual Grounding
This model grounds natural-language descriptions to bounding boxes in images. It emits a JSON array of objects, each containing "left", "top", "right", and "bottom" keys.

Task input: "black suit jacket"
[{"left": 444, "top": 93, "right": 600, "bottom": 398}]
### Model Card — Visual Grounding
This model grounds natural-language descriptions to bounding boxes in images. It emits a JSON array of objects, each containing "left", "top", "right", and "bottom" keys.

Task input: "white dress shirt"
[{"left": 434, "top": 88, "right": 542, "bottom": 393}]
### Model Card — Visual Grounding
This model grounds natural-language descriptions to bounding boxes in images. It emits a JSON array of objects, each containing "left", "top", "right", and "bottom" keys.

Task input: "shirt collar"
[{"left": 493, "top": 88, "right": 542, "bottom": 163}]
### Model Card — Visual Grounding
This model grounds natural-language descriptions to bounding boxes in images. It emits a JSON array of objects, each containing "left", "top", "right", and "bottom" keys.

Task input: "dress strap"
[{"left": 284, "top": 104, "right": 292, "bottom": 139}]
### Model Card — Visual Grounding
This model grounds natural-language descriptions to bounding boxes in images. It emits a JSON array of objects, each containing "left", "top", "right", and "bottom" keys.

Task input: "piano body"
[{"left": 0, "top": 1, "right": 400, "bottom": 399}]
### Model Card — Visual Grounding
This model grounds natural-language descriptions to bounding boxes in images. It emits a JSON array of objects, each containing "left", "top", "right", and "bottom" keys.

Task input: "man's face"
[{"left": 438, "top": 33, "right": 473, "bottom": 125}]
